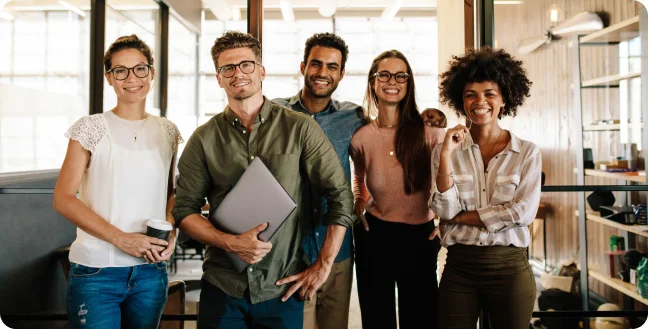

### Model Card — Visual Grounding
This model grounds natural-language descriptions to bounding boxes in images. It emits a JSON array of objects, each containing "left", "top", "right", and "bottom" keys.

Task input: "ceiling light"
[
  {"left": 318, "top": 2, "right": 336, "bottom": 17},
  {"left": 381, "top": 0, "right": 402, "bottom": 21},
  {"left": 280, "top": 0, "right": 294, "bottom": 23},
  {"left": 0, "top": 10, "right": 13, "bottom": 20},
  {"left": 58, "top": 1, "right": 86, "bottom": 17},
  {"left": 204, "top": 0, "right": 231, "bottom": 21},
  {"left": 231, "top": 7, "right": 240, "bottom": 21}
]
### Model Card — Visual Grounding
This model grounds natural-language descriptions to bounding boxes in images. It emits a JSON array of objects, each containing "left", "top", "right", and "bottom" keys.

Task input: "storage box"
[
  {"left": 539, "top": 273, "right": 573, "bottom": 293},
  {"left": 601, "top": 251, "right": 625, "bottom": 278}
]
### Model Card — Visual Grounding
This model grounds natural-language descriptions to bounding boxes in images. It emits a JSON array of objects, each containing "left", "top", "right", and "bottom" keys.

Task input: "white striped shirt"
[{"left": 429, "top": 131, "right": 542, "bottom": 248}]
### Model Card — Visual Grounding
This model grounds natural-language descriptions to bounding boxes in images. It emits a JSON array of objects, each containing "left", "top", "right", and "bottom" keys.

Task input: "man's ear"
[
  {"left": 216, "top": 73, "right": 223, "bottom": 88},
  {"left": 340, "top": 68, "right": 346, "bottom": 80},
  {"left": 300, "top": 61, "right": 305, "bottom": 76},
  {"left": 259, "top": 65, "right": 266, "bottom": 81},
  {"left": 150, "top": 67, "right": 155, "bottom": 81}
]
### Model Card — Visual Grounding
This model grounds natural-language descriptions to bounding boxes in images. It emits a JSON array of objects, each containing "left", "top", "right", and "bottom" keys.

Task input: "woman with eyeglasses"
[
  {"left": 431, "top": 47, "right": 539, "bottom": 329},
  {"left": 350, "top": 50, "right": 445, "bottom": 329},
  {"left": 53, "top": 34, "right": 182, "bottom": 329}
]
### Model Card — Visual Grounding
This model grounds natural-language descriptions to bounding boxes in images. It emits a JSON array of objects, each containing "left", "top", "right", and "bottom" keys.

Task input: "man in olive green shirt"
[{"left": 172, "top": 31, "right": 354, "bottom": 329}]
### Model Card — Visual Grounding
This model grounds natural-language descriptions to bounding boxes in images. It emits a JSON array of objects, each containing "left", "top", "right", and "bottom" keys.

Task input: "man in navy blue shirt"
[{"left": 273, "top": 33, "right": 365, "bottom": 329}]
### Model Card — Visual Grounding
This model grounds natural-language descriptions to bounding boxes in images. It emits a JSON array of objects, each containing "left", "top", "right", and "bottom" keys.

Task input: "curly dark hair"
[
  {"left": 303, "top": 33, "right": 349, "bottom": 71},
  {"left": 439, "top": 47, "right": 532, "bottom": 118},
  {"left": 104, "top": 34, "right": 154, "bottom": 72}
]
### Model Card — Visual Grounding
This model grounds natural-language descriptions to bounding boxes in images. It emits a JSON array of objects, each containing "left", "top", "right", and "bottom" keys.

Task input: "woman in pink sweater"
[{"left": 350, "top": 50, "right": 445, "bottom": 329}]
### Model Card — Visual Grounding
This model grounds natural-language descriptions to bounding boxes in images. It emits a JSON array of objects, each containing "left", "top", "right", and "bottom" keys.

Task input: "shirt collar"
[
  {"left": 289, "top": 89, "right": 338, "bottom": 115},
  {"left": 462, "top": 129, "right": 521, "bottom": 154},
  {"left": 223, "top": 96, "right": 273, "bottom": 128}
]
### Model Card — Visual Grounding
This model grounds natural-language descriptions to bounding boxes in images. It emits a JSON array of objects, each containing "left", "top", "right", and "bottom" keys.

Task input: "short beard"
[{"left": 233, "top": 91, "right": 254, "bottom": 101}]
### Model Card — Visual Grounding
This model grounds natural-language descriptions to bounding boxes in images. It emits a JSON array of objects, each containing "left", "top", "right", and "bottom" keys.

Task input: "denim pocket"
[
  {"left": 70, "top": 263, "right": 102, "bottom": 277},
  {"left": 155, "top": 261, "right": 168, "bottom": 270}
]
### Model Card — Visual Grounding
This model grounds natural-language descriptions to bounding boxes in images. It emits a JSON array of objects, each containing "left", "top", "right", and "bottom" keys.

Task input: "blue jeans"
[
  {"left": 66, "top": 262, "right": 169, "bottom": 329},
  {"left": 198, "top": 278, "right": 304, "bottom": 329}
]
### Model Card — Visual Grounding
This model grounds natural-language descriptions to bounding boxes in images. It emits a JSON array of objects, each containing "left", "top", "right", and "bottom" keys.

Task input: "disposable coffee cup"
[{"left": 146, "top": 219, "right": 173, "bottom": 240}]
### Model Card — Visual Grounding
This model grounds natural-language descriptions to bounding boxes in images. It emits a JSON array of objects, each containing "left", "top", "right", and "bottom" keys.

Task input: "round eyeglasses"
[
  {"left": 217, "top": 60, "right": 260, "bottom": 78},
  {"left": 373, "top": 71, "right": 410, "bottom": 83},
  {"left": 107, "top": 64, "right": 152, "bottom": 81}
]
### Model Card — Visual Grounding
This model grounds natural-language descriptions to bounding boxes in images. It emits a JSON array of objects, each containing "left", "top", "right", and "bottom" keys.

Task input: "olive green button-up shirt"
[{"left": 172, "top": 97, "right": 354, "bottom": 304}]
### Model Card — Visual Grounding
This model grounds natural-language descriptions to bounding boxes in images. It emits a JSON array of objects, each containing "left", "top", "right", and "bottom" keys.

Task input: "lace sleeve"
[
  {"left": 161, "top": 118, "right": 184, "bottom": 150},
  {"left": 64, "top": 115, "right": 106, "bottom": 153}
]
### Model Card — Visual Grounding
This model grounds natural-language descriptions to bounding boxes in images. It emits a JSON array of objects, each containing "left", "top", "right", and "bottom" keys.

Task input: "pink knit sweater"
[{"left": 350, "top": 120, "right": 445, "bottom": 225}]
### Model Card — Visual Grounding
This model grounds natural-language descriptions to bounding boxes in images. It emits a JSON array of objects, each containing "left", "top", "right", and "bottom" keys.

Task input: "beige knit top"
[{"left": 350, "top": 120, "right": 445, "bottom": 224}]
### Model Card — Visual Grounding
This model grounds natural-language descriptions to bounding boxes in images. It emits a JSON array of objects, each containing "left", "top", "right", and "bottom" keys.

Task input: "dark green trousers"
[{"left": 438, "top": 244, "right": 536, "bottom": 329}]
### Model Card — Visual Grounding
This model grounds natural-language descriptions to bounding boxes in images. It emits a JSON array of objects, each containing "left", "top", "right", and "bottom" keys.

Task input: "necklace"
[
  {"left": 376, "top": 116, "right": 395, "bottom": 128},
  {"left": 484, "top": 129, "right": 504, "bottom": 161},
  {"left": 375, "top": 119, "right": 395, "bottom": 156},
  {"left": 113, "top": 111, "right": 151, "bottom": 142}
]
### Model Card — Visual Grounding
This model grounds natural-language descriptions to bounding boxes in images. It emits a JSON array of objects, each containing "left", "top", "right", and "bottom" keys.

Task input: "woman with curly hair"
[
  {"left": 430, "top": 47, "right": 541, "bottom": 329},
  {"left": 350, "top": 50, "right": 445, "bottom": 329}
]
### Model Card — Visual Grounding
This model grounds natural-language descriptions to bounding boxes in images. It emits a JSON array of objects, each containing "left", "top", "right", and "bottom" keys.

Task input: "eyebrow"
[
  {"left": 310, "top": 59, "right": 339, "bottom": 66},
  {"left": 113, "top": 62, "right": 148, "bottom": 67},
  {"left": 464, "top": 89, "right": 498, "bottom": 93}
]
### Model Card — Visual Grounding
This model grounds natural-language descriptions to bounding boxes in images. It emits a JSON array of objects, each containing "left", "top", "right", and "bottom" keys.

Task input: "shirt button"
[
  {"left": 314, "top": 209, "right": 318, "bottom": 213},
  {"left": 242, "top": 130, "right": 247, "bottom": 134},
  {"left": 479, "top": 242, "right": 483, "bottom": 246},
  {"left": 250, "top": 156, "right": 255, "bottom": 160},
  {"left": 261, "top": 118, "right": 265, "bottom": 123},
  {"left": 311, "top": 115, "right": 314, "bottom": 118},
  {"left": 482, "top": 189, "right": 486, "bottom": 192},
  {"left": 249, "top": 267, "right": 253, "bottom": 272},
  {"left": 315, "top": 232, "right": 320, "bottom": 237}
]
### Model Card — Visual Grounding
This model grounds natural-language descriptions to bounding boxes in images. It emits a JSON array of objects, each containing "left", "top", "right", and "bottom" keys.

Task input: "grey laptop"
[{"left": 209, "top": 157, "right": 297, "bottom": 272}]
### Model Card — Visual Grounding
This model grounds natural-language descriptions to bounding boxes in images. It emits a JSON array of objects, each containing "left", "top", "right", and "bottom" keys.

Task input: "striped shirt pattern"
[{"left": 429, "top": 131, "right": 542, "bottom": 247}]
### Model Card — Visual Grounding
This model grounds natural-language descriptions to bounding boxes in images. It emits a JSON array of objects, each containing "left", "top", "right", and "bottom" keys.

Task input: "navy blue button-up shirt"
[{"left": 273, "top": 91, "right": 366, "bottom": 263}]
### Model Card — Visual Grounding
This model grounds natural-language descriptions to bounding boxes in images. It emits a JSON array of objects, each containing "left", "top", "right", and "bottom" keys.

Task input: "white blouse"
[{"left": 65, "top": 111, "right": 183, "bottom": 267}]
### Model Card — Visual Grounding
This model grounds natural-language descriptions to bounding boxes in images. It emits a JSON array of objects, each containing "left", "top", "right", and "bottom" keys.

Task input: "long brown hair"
[{"left": 363, "top": 50, "right": 430, "bottom": 195}]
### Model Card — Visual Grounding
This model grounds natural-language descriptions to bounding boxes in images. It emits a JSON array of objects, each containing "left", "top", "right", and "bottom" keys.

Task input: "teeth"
[
  {"left": 125, "top": 87, "right": 141, "bottom": 91},
  {"left": 233, "top": 82, "right": 249, "bottom": 87},
  {"left": 473, "top": 109, "right": 490, "bottom": 115},
  {"left": 384, "top": 89, "right": 399, "bottom": 94},
  {"left": 314, "top": 80, "right": 329, "bottom": 85}
]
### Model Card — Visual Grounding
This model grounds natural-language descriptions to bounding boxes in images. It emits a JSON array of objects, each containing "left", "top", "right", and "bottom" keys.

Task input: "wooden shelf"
[
  {"left": 580, "top": 16, "right": 640, "bottom": 44},
  {"left": 582, "top": 72, "right": 641, "bottom": 87},
  {"left": 583, "top": 124, "right": 621, "bottom": 131},
  {"left": 585, "top": 211, "right": 648, "bottom": 238},
  {"left": 589, "top": 269, "right": 648, "bottom": 305},
  {"left": 584, "top": 169, "right": 646, "bottom": 183}
]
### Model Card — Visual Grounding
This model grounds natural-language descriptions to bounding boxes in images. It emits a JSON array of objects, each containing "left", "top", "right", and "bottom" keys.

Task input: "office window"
[
  {"left": 168, "top": 15, "right": 198, "bottom": 156},
  {"left": 0, "top": 2, "right": 90, "bottom": 173},
  {"left": 261, "top": 14, "right": 438, "bottom": 109}
]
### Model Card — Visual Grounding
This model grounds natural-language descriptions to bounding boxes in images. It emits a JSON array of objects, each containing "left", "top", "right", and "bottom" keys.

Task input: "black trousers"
[{"left": 354, "top": 212, "right": 440, "bottom": 329}]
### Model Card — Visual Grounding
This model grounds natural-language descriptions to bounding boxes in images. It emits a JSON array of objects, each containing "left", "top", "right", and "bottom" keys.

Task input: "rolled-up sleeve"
[
  {"left": 172, "top": 133, "right": 211, "bottom": 227},
  {"left": 477, "top": 145, "right": 542, "bottom": 233},
  {"left": 301, "top": 119, "right": 354, "bottom": 228},
  {"left": 429, "top": 146, "right": 463, "bottom": 220}
]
